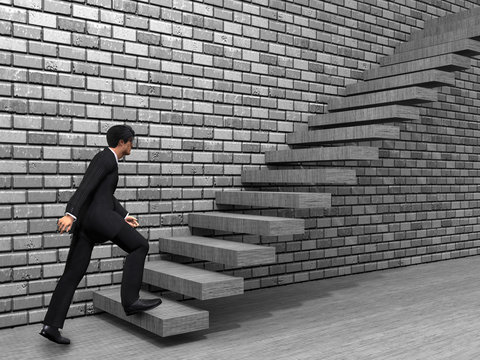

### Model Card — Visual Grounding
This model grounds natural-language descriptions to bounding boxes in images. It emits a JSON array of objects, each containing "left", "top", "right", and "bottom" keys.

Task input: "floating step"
[
  {"left": 379, "top": 39, "right": 480, "bottom": 67},
  {"left": 309, "top": 105, "right": 419, "bottom": 128},
  {"left": 215, "top": 190, "right": 331, "bottom": 209},
  {"left": 363, "top": 54, "right": 470, "bottom": 81},
  {"left": 286, "top": 125, "right": 399, "bottom": 146},
  {"left": 328, "top": 87, "right": 438, "bottom": 112},
  {"left": 411, "top": 8, "right": 480, "bottom": 41},
  {"left": 345, "top": 70, "right": 455, "bottom": 96},
  {"left": 265, "top": 146, "right": 379, "bottom": 164},
  {"left": 143, "top": 260, "right": 244, "bottom": 300},
  {"left": 242, "top": 168, "right": 357, "bottom": 185},
  {"left": 396, "top": 23, "right": 480, "bottom": 54},
  {"left": 158, "top": 235, "right": 276, "bottom": 267},
  {"left": 187, "top": 212, "right": 305, "bottom": 236},
  {"left": 93, "top": 288, "right": 209, "bottom": 337}
]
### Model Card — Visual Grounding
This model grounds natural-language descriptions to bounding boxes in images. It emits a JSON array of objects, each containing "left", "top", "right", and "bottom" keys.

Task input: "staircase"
[{"left": 93, "top": 8, "right": 478, "bottom": 336}]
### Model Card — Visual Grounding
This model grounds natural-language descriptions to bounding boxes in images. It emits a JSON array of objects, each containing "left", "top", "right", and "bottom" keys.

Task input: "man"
[{"left": 40, "top": 125, "right": 162, "bottom": 344}]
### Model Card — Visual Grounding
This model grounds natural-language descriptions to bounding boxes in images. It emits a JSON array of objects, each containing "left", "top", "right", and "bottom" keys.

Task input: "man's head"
[{"left": 106, "top": 125, "right": 135, "bottom": 157}]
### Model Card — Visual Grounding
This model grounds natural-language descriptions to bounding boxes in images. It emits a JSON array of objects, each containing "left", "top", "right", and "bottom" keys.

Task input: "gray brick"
[
  {"left": 13, "top": 146, "right": 41, "bottom": 159},
  {"left": 101, "top": 9, "right": 124, "bottom": 25},
  {"left": 59, "top": 74, "right": 85, "bottom": 88},
  {"left": 113, "top": 0, "right": 137, "bottom": 13},
  {"left": 13, "top": 24, "right": 41, "bottom": 39},
  {"left": 44, "top": 175, "right": 71, "bottom": 188},
  {"left": 13, "top": 265, "right": 42, "bottom": 281},
  {"left": 44, "top": 0, "right": 71, "bottom": 15},
  {"left": 29, "top": 100, "right": 57, "bottom": 115},
  {"left": 28, "top": 42, "right": 56, "bottom": 57},
  {"left": 13, "top": 294, "right": 43, "bottom": 310},
  {"left": 29, "top": 70, "right": 57, "bottom": 85},
  {"left": 28, "top": 162, "right": 57, "bottom": 174},
  {"left": 100, "top": 38, "right": 124, "bottom": 52},
  {"left": 12, "top": 115, "right": 40, "bottom": 129},
  {"left": 59, "top": 103, "right": 85, "bottom": 117},
  {"left": 45, "top": 58, "right": 71, "bottom": 73},
  {"left": 43, "top": 234, "right": 70, "bottom": 248},
  {"left": 0, "top": 99, "right": 27, "bottom": 114},
  {"left": 29, "top": 218, "right": 57, "bottom": 234},
  {"left": 0, "top": 5, "right": 26, "bottom": 23},
  {"left": 44, "top": 117, "right": 71, "bottom": 131},
  {"left": 0, "top": 312, "right": 27, "bottom": 328},
  {"left": 28, "top": 279, "right": 58, "bottom": 294},
  {"left": 73, "top": 4, "right": 99, "bottom": 20},
  {"left": 73, "top": 34, "right": 100, "bottom": 49},
  {"left": 73, "top": 62, "right": 99, "bottom": 76},
  {"left": 12, "top": 235, "right": 41, "bottom": 250}
]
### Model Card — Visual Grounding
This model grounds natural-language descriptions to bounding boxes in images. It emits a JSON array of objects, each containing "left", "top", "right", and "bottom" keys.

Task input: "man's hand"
[
  {"left": 58, "top": 214, "right": 74, "bottom": 234},
  {"left": 125, "top": 216, "right": 139, "bottom": 228}
]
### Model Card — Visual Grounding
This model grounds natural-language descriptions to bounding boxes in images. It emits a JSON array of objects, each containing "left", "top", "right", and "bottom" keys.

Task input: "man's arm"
[
  {"left": 113, "top": 196, "right": 128, "bottom": 219},
  {"left": 58, "top": 153, "right": 114, "bottom": 234},
  {"left": 65, "top": 152, "right": 114, "bottom": 218},
  {"left": 114, "top": 196, "right": 139, "bottom": 227}
]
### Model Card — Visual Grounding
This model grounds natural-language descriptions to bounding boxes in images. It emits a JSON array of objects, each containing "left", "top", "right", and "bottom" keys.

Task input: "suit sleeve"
[
  {"left": 65, "top": 153, "right": 114, "bottom": 219},
  {"left": 113, "top": 196, "right": 128, "bottom": 219}
]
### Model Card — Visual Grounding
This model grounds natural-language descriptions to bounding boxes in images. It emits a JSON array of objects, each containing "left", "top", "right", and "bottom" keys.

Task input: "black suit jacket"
[{"left": 66, "top": 148, "right": 128, "bottom": 241}]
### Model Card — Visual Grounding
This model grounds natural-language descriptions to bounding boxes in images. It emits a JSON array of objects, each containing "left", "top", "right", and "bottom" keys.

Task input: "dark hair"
[{"left": 106, "top": 125, "right": 135, "bottom": 148}]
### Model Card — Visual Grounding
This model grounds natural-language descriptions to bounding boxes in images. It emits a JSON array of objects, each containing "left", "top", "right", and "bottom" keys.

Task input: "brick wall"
[{"left": 0, "top": 0, "right": 479, "bottom": 328}]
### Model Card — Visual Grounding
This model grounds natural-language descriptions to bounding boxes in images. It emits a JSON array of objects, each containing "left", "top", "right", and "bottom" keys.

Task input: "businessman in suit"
[{"left": 40, "top": 125, "right": 162, "bottom": 344}]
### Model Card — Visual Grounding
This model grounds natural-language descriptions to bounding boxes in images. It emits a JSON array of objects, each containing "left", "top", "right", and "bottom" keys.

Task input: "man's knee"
[{"left": 138, "top": 237, "right": 149, "bottom": 254}]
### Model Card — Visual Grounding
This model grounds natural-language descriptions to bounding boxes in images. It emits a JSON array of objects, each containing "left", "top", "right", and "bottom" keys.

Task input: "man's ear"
[{"left": 117, "top": 139, "right": 125, "bottom": 147}]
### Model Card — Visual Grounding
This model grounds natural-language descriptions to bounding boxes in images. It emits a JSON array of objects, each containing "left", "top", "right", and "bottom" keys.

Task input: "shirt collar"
[{"left": 108, "top": 147, "right": 119, "bottom": 165}]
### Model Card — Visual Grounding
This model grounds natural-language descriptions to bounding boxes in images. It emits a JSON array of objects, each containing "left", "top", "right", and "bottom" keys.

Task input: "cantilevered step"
[
  {"left": 345, "top": 70, "right": 455, "bottom": 96},
  {"left": 93, "top": 288, "right": 209, "bottom": 337},
  {"left": 379, "top": 39, "right": 480, "bottom": 67},
  {"left": 215, "top": 190, "right": 331, "bottom": 208},
  {"left": 410, "top": 7, "right": 480, "bottom": 41},
  {"left": 328, "top": 87, "right": 437, "bottom": 112},
  {"left": 309, "top": 105, "right": 419, "bottom": 128},
  {"left": 363, "top": 54, "right": 470, "bottom": 81},
  {"left": 286, "top": 125, "right": 399, "bottom": 145},
  {"left": 158, "top": 235, "right": 276, "bottom": 267},
  {"left": 241, "top": 168, "right": 356, "bottom": 185},
  {"left": 143, "top": 260, "right": 244, "bottom": 300},
  {"left": 188, "top": 212, "right": 305, "bottom": 236},
  {"left": 396, "top": 23, "right": 480, "bottom": 54},
  {"left": 265, "top": 146, "right": 379, "bottom": 164}
]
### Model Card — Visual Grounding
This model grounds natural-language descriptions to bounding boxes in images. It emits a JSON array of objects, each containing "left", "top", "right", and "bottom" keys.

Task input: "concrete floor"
[{"left": 2, "top": 256, "right": 480, "bottom": 359}]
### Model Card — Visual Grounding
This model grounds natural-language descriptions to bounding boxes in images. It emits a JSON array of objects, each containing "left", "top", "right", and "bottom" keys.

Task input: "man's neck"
[{"left": 109, "top": 147, "right": 123, "bottom": 161}]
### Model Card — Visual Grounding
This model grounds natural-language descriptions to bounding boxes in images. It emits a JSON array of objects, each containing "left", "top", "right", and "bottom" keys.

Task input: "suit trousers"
[{"left": 43, "top": 222, "right": 149, "bottom": 329}]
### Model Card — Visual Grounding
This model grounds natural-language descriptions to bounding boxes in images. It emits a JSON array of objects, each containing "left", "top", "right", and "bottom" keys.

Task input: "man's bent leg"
[
  {"left": 111, "top": 222, "right": 149, "bottom": 308},
  {"left": 43, "top": 231, "right": 94, "bottom": 329}
]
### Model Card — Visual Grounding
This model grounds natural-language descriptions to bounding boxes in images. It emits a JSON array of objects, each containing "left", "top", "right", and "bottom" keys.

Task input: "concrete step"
[
  {"left": 379, "top": 39, "right": 480, "bottom": 67},
  {"left": 286, "top": 125, "right": 399, "bottom": 145},
  {"left": 265, "top": 146, "right": 379, "bottom": 164},
  {"left": 242, "top": 168, "right": 357, "bottom": 185},
  {"left": 187, "top": 212, "right": 305, "bottom": 236},
  {"left": 92, "top": 287, "right": 209, "bottom": 337},
  {"left": 345, "top": 70, "right": 455, "bottom": 96},
  {"left": 363, "top": 54, "right": 470, "bottom": 81},
  {"left": 215, "top": 190, "right": 332, "bottom": 208},
  {"left": 309, "top": 105, "right": 419, "bottom": 128},
  {"left": 411, "top": 7, "right": 480, "bottom": 41},
  {"left": 328, "top": 87, "right": 438, "bottom": 112},
  {"left": 158, "top": 235, "right": 276, "bottom": 267},
  {"left": 143, "top": 259, "right": 244, "bottom": 300},
  {"left": 397, "top": 22, "right": 480, "bottom": 54}
]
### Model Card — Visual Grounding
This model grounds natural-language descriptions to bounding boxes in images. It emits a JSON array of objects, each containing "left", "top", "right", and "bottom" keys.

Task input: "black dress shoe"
[
  {"left": 124, "top": 298, "right": 162, "bottom": 316},
  {"left": 39, "top": 325, "right": 70, "bottom": 345}
]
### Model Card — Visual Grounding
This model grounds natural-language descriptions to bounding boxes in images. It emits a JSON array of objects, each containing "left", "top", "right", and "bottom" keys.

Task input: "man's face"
[
  {"left": 124, "top": 139, "right": 133, "bottom": 155},
  {"left": 119, "top": 138, "right": 133, "bottom": 156}
]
